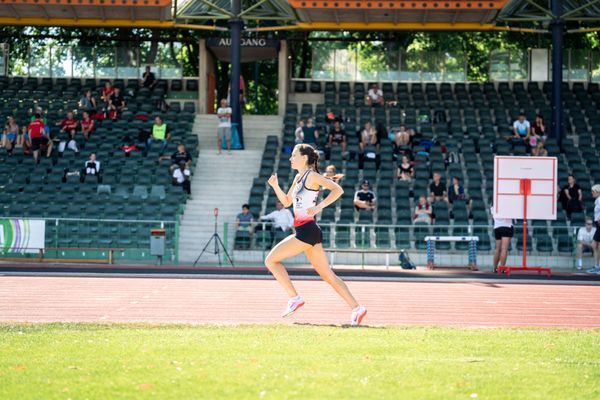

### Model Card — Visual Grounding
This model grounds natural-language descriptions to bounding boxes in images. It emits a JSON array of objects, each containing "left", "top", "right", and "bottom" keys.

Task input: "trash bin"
[{"left": 150, "top": 228, "right": 166, "bottom": 264}]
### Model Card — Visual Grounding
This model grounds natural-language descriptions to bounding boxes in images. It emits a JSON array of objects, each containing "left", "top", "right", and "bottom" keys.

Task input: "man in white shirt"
[
  {"left": 172, "top": 162, "right": 191, "bottom": 197},
  {"left": 511, "top": 113, "right": 530, "bottom": 150},
  {"left": 260, "top": 201, "right": 294, "bottom": 232},
  {"left": 576, "top": 217, "right": 596, "bottom": 270},
  {"left": 367, "top": 83, "right": 385, "bottom": 107},
  {"left": 587, "top": 185, "right": 600, "bottom": 273},
  {"left": 216, "top": 98, "right": 232, "bottom": 154},
  {"left": 259, "top": 201, "right": 294, "bottom": 248}
]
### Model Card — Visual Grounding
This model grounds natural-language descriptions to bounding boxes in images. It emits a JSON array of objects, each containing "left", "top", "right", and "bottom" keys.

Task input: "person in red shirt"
[
  {"left": 80, "top": 111, "right": 95, "bottom": 140},
  {"left": 101, "top": 81, "right": 114, "bottom": 103},
  {"left": 29, "top": 113, "right": 52, "bottom": 162},
  {"left": 57, "top": 111, "right": 79, "bottom": 155},
  {"left": 59, "top": 111, "right": 78, "bottom": 138}
]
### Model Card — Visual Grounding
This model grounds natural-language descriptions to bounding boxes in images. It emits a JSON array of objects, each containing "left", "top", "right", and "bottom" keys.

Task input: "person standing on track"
[
  {"left": 587, "top": 185, "right": 600, "bottom": 274},
  {"left": 265, "top": 144, "right": 367, "bottom": 326},
  {"left": 491, "top": 203, "right": 513, "bottom": 273}
]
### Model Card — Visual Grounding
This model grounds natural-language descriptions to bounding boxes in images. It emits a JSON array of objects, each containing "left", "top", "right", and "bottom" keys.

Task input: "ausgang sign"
[{"left": 207, "top": 37, "right": 278, "bottom": 48}]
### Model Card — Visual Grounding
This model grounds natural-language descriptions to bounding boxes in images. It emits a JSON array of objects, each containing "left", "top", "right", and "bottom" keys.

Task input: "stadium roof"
[
  {"left": 497, "top": 0, "right": 600, "bottom": 33},
  {"left": 0, "top": 0, "right": 174, "bottom": 28},
  {"left": 0, "top": 0, "right": 598, "bottom": 33}
]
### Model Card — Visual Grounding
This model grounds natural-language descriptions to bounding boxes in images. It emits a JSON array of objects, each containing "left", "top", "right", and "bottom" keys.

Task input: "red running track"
[{"left": 1, "top": 276, "right": 599, "bottom": 328}]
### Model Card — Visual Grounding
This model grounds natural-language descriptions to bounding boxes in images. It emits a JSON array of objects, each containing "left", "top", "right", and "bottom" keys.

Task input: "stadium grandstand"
[{"left": 0, "top": 0, "right": 600, "bottom": 272}]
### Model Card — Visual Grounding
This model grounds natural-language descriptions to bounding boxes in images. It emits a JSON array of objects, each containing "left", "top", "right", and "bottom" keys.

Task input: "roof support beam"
[
  {"left": 451, "top": 10, "right": 460, "bottom": 24},
  {"left": 238, "top": 0, "right": 270, "bottom": 18},
  {"left": 196, "top": 0, "right": 233, "bottom": 17},
  {"left": 38, "top": 4, "right": 50, "bottom": 20},
  {"left": 7, "top": 4, "right": 21, "bottom": 19},
  {"left": 562, "top": 0, "right": 600, "bottom": 19},
  {"left": 521, "top": 0, "right": 555, "bottom": 19}
]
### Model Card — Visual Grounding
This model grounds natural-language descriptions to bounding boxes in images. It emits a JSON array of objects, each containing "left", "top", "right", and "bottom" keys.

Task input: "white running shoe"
[
  {"left": 585, "top": 266, "right": 600, "bottom": 274},
  {"left": 351, "top": 305, "right": 367, "bottom": 326},
  {"left": 281, "top": 296, "right": 305, "bottom": 318}
]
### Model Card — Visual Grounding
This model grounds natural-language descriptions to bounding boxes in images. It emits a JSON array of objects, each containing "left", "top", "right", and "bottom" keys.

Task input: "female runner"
[{"left": 265, "top": 144, "right": 367, "bottom": 326}]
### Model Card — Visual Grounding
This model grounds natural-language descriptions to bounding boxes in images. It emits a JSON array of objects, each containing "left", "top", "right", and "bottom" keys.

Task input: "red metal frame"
[{"left": 497, "top": 179, "right": 552, "bottom": 276}]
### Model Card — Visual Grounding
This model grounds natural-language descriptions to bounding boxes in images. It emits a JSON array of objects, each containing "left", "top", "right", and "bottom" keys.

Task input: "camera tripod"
[{"left": 193, "top": 208, "right": 234, "bottom": 267}]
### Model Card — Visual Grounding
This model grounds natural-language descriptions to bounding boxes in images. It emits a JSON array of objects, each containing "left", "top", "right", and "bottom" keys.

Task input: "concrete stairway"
[{"left": 178, "top": 114, "right": 282, "bottom": 264}]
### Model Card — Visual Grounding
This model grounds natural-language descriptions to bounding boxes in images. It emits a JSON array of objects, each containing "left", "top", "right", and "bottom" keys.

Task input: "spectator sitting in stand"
[
  {"left": 80, "top": 111, "right": 95, "bottom": 141},
  {"left": 532, "top": 114, "right": 546, "bottom": 140},
  {"left": 392, "top": 125, "right": 413, "bottom": 161},
  {"left": 80, "top": 152, "right": 102, "bottom": 183},
  {"left": 259, "top": 200, "right": 294, "bottom": 233},
  {"left": 576, "top": 217, "right": 597, "bottom": 270},
  {"left": 301, "top": 118, "right": 319, "bottom": 147},
  {"left": 141, "top": 66, "right": 157, "bottom": 89},
  {"left": 294, "top": 119, "right": 305, "bottom": 145},
  {"left": 147, "top": 115, "right": 170, "bottom": 154},
  {"left": 57, "top": 111, "right": 79, "bottom": 155},
  {"left": 172, "top": 161, "right": 191, "bottom": 198},
  {"left": 531, "top": 140, "right": 548, "bottom": 157},
  {"left": 367, "top": 83, "right": 385, "bottom": 107},
  {"left": 510, "top": 113, "right": 531, "bottom": 150},
  {"left": 429, "top": 172, "right": 447, "bottom": 203},
  {"left": 78, "top": 89, "right": 97, "bottom": 115},
  {"left": 323, "top": 164, "right": 344, "bottom": 184},
  {"left": 101, "top": 81, "right": 114, "bottom": 104},
  {"left": 358, "top": 121, "right": 380, "bottom": 169},
  {"left": 354, "top": 180, "right": 377, "bottom": 211},
  {"left": 160, "top": 143, "right": 192, "bottom": 173},
  {"left": 397, "top": 155, "right": 414, "bottom": 181},
  {"left": 325, "top": 120, "right": 347, "bottom": 160},
  {"left": 560, "top": 175, "right": 583, "bottom": 217},
  {"left": 17, "top": 125, "right": 30, "bottom": 154},
  {"left": 413, "top": 196, "right": 433, "bottom": 224},
  {"left": 2, "top": 116, "right": 19, "bottom": 155},
  {"left": 447, "top": 176, "right": 472, "bottom": 209},
  {"left": 235, "top": 204, "right": 255, "bottom": 235},
  {"left": 108, "top": 87, "right": 126, "bottom": 120},
  {"left": 29, "top": 113, "right": 52, "bottom": 162}
]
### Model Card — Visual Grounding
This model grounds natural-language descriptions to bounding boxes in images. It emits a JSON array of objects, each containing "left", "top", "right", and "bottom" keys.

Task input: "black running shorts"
[
  {"left": 31, "top": 136, "right": 49, "bottom": 151},
  {"left": 295, "top": 221, "right": 323, "bottom": 246},
  {"left": 494, "top": 226, "right": 514, "bottom": 240},
  {"left": 594, "top": 222, "right": 600, "bottom": 242}
]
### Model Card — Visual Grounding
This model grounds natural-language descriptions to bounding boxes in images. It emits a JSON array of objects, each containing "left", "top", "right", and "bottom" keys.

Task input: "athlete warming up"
[{"left": 265, "top": 144, "right": 367, "bottom": 326}]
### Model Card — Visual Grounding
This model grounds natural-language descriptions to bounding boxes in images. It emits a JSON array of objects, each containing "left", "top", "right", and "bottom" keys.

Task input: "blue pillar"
[
  {"left": 551, "top": 0, "right": 564, "bottom": 147},
  {"left": 229, "top": 0, "right": 244, "bottom": 149}
]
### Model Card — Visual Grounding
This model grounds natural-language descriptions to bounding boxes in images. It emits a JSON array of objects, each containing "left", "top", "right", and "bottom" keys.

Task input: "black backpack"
[{"left": 399, "top": 250, "right": 416, "bottom": 270}]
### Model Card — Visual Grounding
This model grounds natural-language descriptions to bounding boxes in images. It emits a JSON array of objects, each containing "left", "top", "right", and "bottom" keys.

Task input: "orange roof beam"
[{"left": 287, "top": 0, "right": 509, "bottom": 11}]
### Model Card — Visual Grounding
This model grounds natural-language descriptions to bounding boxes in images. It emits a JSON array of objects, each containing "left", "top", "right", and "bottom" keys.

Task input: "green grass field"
[{"left": 0, "top": 324, "right": 598, "bottom": 399}]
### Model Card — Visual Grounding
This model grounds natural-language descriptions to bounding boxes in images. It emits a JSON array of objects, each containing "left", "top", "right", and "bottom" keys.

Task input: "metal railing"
[{"left": 229, "top": 221, "right": 582, "bottom": 269}]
